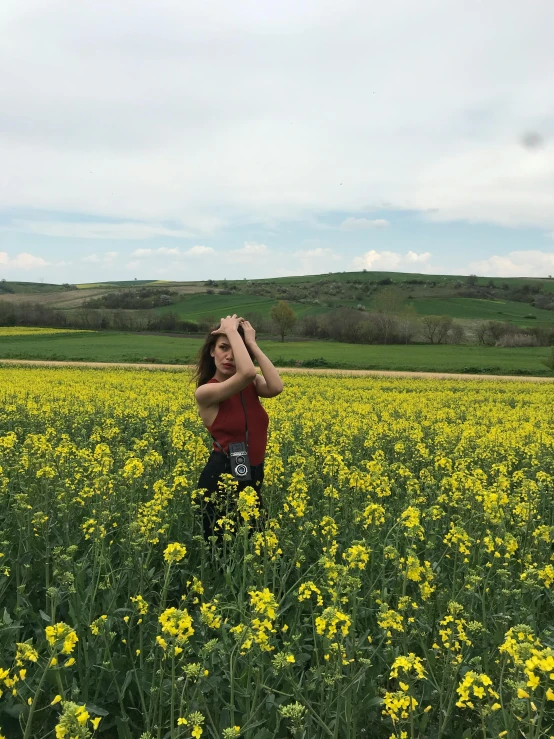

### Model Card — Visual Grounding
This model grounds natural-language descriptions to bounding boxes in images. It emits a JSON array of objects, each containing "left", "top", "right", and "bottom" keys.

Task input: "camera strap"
[{"left": 210, "top": 391, "right": 249, "bottom": 458}]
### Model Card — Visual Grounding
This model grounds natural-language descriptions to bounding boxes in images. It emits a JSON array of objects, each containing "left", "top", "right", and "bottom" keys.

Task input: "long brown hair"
[{"left": 192, "top": 324, "right": 254, "bottom": 387}]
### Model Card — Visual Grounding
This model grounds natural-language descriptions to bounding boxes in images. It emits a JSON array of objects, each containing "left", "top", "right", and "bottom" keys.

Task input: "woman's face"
[{"left": 210, "top": 335, "right": 236, "bottom": 376}]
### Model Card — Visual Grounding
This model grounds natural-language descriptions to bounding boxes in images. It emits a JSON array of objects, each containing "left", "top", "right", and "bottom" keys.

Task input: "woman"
[{"left": 194, "top": 314, "right": 284, "bottom": 540}]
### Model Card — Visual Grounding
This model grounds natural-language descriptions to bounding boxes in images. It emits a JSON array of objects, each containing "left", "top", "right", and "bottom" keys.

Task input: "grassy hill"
[
  {"left": 1, "top": 270, "right": 553, "bottom": 330},
  {"left": 0, "top": 280, "right": 69, "bottom": 294},
  {"left": 154, "top": 293, "right": 325, "bottom": 321},
  {"left": 257, "top": 270, "right": 554, "bottom": 292},
  {"left": 407, "top": 297, "right": 554, "bottom": 326}
]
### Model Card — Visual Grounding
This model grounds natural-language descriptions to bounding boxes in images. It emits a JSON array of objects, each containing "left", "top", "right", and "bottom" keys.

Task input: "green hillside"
[
  {"left": 0, "top": 280, "right": 68, "bottom": 294},
  {"left": 1, "top": 270, "right": 553, "bottom": 332},
  {"left": 256, "top": 270, "right": 554, "bottom": 292},
  {"left": 155, "top": 293, "right": 325, "bottom": 320},
  {"left": 75, "top": 280, "right": 154, "bottom": 289},
  {"left": 407, "top": 297, "right": 554, "bottom": 326}
]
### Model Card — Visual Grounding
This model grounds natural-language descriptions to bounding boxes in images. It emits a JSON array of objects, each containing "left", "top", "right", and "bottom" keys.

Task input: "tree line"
[{"left": 1, "top": 298, "right": 552, "bottom": 347}]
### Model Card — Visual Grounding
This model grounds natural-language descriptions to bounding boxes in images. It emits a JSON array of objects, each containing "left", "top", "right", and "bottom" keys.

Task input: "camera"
[{"left": 228, "top": 442, "right": 252, "bottom": 481}]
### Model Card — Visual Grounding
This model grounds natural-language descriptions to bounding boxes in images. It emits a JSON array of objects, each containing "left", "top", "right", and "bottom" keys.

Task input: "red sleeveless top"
[{"left": 206, "top": 378, "right": 269, "bottom": 466}]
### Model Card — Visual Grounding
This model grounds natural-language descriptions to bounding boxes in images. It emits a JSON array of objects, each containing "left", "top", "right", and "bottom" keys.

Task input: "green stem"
[{"left": 23, "top": 656, "right": 52, "bottom": 739}]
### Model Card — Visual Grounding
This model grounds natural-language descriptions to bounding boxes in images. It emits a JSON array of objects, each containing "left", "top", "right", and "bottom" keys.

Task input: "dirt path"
[{"left": 0, "top": 358, "right": 553, "bottom": 382}]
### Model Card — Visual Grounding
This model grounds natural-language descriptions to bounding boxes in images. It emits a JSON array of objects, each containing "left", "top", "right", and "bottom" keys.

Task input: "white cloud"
[
  {"left": 130, "top": 245, "right": 214, "bottom": 258},
  {"left": 82, "top": 252, "right": 118, "bottom": 264},
  {"left": 6, "top": 220, "right": 194, "bottom": 240},
  {"left": 292, "top": 247, "right": 342, "bottom": 276},
  {"left": 294, "top": 247, "right": 341, "bottom": 261},
  {"left": 352, "top": 250, "right": 432, "bottom": 272},
  {"left": 226, "top": 242, "right": 269, "bottom": 263},
  {"left": 235, "top": 242, "right": 268, "bottom": 256},
  {"left": 1, "top": 0, "right": 553, "bottom": 233},
  {"left": 126, "top": 260, "right": 141, "bottom": 270},
  {"left": 0, "top": 251, "right": 50, "bottom": 269},
  {"left": 470, "top": 249, "right": 554, "bottom": 277},
  {"left": 156, "top": 247, "right": 180, "bottom": 256},
  {"left": 406, "top": 251, "right": 432, "bottom": 263},
  {"left": 340, "top": 217, "right": 390, "bottom": 230},
  {"left": 186, "top": 245, "right": 214, "bottom": 256}
]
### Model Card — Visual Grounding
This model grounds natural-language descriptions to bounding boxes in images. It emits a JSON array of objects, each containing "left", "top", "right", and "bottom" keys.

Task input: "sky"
[{"left": 1, "top": 0, "right": 554, "bottom": 284}]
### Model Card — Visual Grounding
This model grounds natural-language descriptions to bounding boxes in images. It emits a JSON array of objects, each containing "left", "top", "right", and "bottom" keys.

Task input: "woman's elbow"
[{"left": 240, "top": 368, "right": 258, "bottom": 382}]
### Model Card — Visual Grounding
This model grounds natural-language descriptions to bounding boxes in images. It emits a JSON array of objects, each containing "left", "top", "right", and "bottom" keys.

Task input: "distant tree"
[
  {"left": 298, "top": 314, "right": 319, "bottom": 338},
  {"left": 475, "top": 322, "right": 488, "bottom": 345},
  {"left": 466, "top": 274, "right": 478, "bottom": 287},
  {"left": 448, "top": 321, "right": 466, "bottom": 344},
  {"left": 368, "top": 311, "right": 399, "bottom": 344},
  {"left": 373, "top": 287, "right": 405, "bottom": 315},
  {"left": 421, "top": 315, "right": 453, "bottom": 344},
  {"left": 198, "top": 314, "right": 218, "bottom": 332},
  {"left": 243, "top": 311, "right": 268, "bottom": 334},
  {"left": 485, "top": 321, "right": 508, "bottom": 344},
  {"left": 270, "top": 301, "right": 297, "bottom": 342},
  {"left": 396, "top": 305, "right": 420, "bottom": 344}
]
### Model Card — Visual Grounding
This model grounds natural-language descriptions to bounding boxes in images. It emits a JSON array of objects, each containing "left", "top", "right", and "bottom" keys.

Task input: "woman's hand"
[
  {"left": 240, "top": 319, "right": 256, "bottom": 346},
  {"left": 211, "top": 314, "right": 242, "bottom": 335}
]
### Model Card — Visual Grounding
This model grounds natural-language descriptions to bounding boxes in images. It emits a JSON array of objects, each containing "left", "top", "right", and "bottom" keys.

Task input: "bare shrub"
[
  {"left": 448, "top": 322, "right": 466, "bottom": 344},
  {"left": 368, "top": 311, "right": 400, "bottom": 344},
  {"left": 421, "top": 315, "right": 453, "bottom": 344},
  {"left": 496, "top": 333, "right": 539, "bottom": 347}
]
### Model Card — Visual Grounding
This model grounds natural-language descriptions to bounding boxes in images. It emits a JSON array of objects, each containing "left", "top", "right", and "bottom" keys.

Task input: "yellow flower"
[
  {"left": 51, "top": 695, "right": 62, "bottom": 705},
  {"left": 163, "top": 542, "right": 187, "bottom": 564},
  {"left": 45, "top": 623, "right": 78, "bottom": 655}
]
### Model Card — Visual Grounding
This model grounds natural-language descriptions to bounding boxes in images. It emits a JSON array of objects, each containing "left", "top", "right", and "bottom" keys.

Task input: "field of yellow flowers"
[{"left": 1, "top": 367, "right": 553, "bottom": 739}]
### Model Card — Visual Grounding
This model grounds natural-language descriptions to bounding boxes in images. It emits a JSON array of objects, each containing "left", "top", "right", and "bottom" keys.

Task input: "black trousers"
[{"left": 197, "top": 451, "right": 265, "bottom": 540}]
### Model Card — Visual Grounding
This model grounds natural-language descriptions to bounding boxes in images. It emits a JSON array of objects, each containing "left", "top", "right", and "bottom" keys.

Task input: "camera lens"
[
  {"left": 236, "top": 456, "right": 245, "bottom": 464},
  {"left": 236, "top": 464, "right": 247, "bottom": 476}
]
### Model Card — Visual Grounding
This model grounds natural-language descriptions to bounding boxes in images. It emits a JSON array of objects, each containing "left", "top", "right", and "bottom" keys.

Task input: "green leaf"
[
  {"left": 365, "top": 696, "right": 384, "bottom": 707},
  {"left": 120, "top": 670, "right": 133, "bottom": 698},
  {"left": 39, "top": 609, "right": 51, "bottom": 622},
  {"left": 3, "top": 608, "right": 13, "bottom": 625},
  {"left": 116, "top": 717, "right": 133, "bottom": 739},
  {"left": 253, "top": 729, "right": 274, "bottom": 739},
  {"left": 86, "top": 702, "right": 109, "bottom": 716}
]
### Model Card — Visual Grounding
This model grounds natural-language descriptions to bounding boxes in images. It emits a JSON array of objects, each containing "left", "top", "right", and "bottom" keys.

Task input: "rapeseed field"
[{"left": 0, "top": 367, "right": 553, "bottom": 739}]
